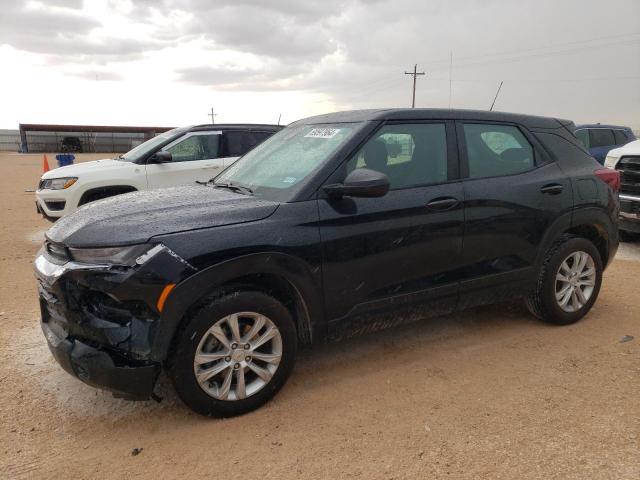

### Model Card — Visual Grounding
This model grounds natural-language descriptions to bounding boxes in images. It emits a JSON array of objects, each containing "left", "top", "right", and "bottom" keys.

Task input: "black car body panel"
[
  {"left": 35, "top": 108, "right": 619, "bottom": 400},
  {"left": 46, "top": 187, "right": 280, "bottom": 247}
]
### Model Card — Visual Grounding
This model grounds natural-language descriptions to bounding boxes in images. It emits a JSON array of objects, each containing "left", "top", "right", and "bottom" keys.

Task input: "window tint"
[
  {"left": 225, "top": 131, "right": 272, "bottom": 157},
  {"left": 347, "top": 123, "right": 448, "bottom": 189},
  {"left": 165, "top": 133, "right": 220, "bottom": 162},
  {"left": 613, "top": 129, "right": 628, "bottom": 145},
  {"left": 588, "top": 129, "right": 615, "bottom": 148},
  {"left": 463, "top": 123, "right": 534, "bottom": 178},
  {"left": 575, "top": 129, "right": 589, "bottom": 148}
]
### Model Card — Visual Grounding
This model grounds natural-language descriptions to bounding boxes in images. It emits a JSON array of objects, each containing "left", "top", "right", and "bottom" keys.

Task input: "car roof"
[
  {"left": 188, "top": 123, "right": 284, "bottom": 132},
  {"left": 575, "top": 124, "right": 632, "bottom": 130},
  {"left": 293, "top": 108, "right": 573, "bottom": 129}
]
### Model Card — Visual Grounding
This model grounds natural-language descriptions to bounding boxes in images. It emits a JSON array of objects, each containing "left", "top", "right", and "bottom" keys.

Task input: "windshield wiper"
[{"left": 212, "top": 182, "right": 254, "bottom": 196}]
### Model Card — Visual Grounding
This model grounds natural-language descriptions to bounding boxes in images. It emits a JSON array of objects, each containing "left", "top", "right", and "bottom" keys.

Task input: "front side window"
[
  {"left": 589, "top": 129, "right": 615, "bottom": 148},
  {"left": 164, "top": 133, "right": 220, "bottom": 162},
  {"left": 216, "top": 123, "right": 362, "bottom": 200},
  {"left": 464, "top": 123, "right": 534, "bottom": 179},
  {"left": 346, "top": 123, "right": 448, "bottom": 189},
  {"left": 120, "top": 127, "right": 188, "bottom": 162}
]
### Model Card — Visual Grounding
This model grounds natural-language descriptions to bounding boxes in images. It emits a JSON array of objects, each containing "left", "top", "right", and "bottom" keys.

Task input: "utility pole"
[
  {"left": 404, "top": 64, "right": 425, "bottom": 108},
  {"left": 277, "top": 113, "right": 282, "bottom": 126},
  {"left": 489, "top": 81, "right": 504, "bottom": 111},
  {"left": 208, "top": 107, "right": 218, "bottom": 124}
]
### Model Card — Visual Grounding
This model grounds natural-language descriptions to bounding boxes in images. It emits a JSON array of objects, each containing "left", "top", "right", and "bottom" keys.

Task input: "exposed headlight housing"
[
  {"left": 68, "top": 244, "right": 153, "bottom": 266},
  {"left": 39, "top": 177, "right": 78, "bottom": 190}
]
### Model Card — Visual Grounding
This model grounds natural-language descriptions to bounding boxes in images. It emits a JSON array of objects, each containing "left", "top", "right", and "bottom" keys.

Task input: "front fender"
[{"left": 151, "top": 251, "right": 324, "bottom": 362}]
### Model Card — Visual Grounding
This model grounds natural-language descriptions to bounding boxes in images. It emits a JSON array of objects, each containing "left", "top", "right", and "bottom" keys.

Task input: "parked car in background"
[
  {"left": 60, "top": 136, "right": 83, "bottom": 153},
  {"left": 35, "top": 109, "right": 619, "bottom": 417},
  {"left": 35, "top": 124, "right": 282, "bottom": 220},
  {"left": 605, "top": 139, "right": 640, "bottom": 240},
  {"left": 575, "top": 124, "right": 636, "bottom": 164}
]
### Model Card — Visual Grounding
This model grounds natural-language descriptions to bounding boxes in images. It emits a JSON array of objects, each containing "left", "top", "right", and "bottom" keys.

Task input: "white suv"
[
  {"left": 36, "top": 124, "right": 281, "bottom": 220},
  {"left": 605, "top": 139, "right": 640, "bottom": 239}
]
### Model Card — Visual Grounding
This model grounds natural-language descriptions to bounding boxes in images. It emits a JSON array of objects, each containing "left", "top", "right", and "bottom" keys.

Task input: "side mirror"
[
  {"left": 150, "top": 151, "right": 172, "bottom": 163},
  {"left": 323, "top": 168, "right": 390, "bottom": 199}
]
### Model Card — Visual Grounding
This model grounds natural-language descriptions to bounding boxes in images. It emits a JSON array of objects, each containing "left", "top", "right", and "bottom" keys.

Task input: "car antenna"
[{"left": 489, "top": 81, "right": 504, "bottom": 111}]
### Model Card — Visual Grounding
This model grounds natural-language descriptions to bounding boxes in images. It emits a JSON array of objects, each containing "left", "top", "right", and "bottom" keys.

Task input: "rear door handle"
[
  {"left": 425, "top": 197, "right": 459, "bottom": 211},
  {"left": 540, "top": 184, "right": 564, "bottom": 195}
]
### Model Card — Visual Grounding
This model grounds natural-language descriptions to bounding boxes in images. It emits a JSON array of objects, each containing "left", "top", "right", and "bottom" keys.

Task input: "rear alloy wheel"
[
  {"left": 169, "top": 291, "right": 296, "bottom": 417},
  {"left": 526, "top": 236, "right": 603, "bottom": 325}
]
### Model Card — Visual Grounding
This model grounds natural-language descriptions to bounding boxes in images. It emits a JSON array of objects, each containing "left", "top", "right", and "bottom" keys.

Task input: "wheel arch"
[
  {"left": 152, "top": 252, "right": 324, "bottom": 363},
  {"left": 78, "top": 185, "right": 138, "bottom": 206}
]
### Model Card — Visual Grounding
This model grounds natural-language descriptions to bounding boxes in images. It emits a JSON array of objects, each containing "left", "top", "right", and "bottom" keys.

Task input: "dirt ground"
[{"left": 1, "top": 152, "right": 639, "bottom": 479}]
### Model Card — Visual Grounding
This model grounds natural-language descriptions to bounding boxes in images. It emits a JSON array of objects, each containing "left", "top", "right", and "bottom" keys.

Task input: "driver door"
[{"left": 145, "top": 131, "right": 224, "bottom": 188}]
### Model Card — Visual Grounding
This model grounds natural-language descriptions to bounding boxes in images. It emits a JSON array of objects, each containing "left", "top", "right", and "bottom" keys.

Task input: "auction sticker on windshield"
[{"left": 305, "top": 128, "right": 341, "bottom": 139}]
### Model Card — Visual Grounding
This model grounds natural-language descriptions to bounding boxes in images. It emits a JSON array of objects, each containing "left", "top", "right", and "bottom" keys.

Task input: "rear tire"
[
  {"left": 168, "top": 291, "right": 297, "bottom": 417},
  {"left": 526, "top": 235, "right": 603, "bottom": 325}
]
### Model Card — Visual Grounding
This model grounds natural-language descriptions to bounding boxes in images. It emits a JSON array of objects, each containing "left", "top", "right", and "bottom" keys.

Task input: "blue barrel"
[{"left": 56, "top": 154, "right": 75, "bottom": 167}]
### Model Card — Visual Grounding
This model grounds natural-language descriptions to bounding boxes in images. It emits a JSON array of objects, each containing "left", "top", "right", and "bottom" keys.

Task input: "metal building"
[{"left": 18, "top": 124, "right": 174, "bottom": 153}]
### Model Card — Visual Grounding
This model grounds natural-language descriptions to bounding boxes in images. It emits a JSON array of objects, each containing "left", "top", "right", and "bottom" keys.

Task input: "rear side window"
[
  {"left": 613, "top": 129, "right": 628, "bottom": 144},
  {"left": 463, "top": 123, "right": 534, "bottom": 179},
  {"left": 224, "top": 131, "right": 272, "bottom": 157},
  {"left": 347, "top": 123, "right": 448, "bottom": 189},
  {"left": 575, "top": 129, "right": 589, "bottom": 148},
  {"left": 589, "top": 129, "right": 615, "bottom": 148}
]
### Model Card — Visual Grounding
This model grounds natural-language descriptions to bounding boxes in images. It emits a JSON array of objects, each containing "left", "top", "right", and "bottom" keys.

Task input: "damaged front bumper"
[{"left": 34, "top": 243, "right": 196, "bottom": 400}]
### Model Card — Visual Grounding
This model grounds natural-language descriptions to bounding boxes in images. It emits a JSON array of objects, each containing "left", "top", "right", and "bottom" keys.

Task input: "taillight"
[{"left": 594, "top": 168, "right": 620, "bottom": 192}]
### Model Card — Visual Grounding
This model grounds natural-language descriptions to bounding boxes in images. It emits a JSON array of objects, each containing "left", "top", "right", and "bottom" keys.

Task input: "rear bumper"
[
  {"left": 619, "top": 194, "right": 640, "bottom": 233},
  {"left": 42, "top": 321, "right": 160, "bottom": 399}
]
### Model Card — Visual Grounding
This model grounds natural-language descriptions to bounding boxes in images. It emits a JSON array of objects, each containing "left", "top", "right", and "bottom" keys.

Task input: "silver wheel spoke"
[
  {"left": 575, "top": 287, "right": 587, "bottom": 305},
  {"left": 218, "top": 368, "right": 233, "bottom": 400},
  {"left": 248, "top": 362, "right": 273, "bottom": 382},
  {"left": 196, "top": 361, "right": 229, "bottom": 384},
  {"left": 580, "top": 268, "right": 595, "bottom": 278},
  {"left": 556, "top": 273, "right": 570, "bottom": 283},
  {"left": 236, "top": 367, "right": 246, "bottom": 399},
  {"left": 194, "top": 351, "right": 228, "bottom": 365},
  {"left": 242, "top": 315, "right": 266, "bottom": 343},
  {"left": 252, "top": 326, "right": 278, "bottom": 349},
  {"left": 227, "top": 314, "right": 242, "bottom": 343},
  {"left": 209, "top": 324, "right": 231, "bottom": 350},
  {"left": 251, "top": 351, "right": 281, "bottom": 364},
  {"left": 577, "top": 279, "right": 595, "bottom": 287},
  {"left": 559, "top": 287, "right": 573, "bottom": 307},
  {"left": 570, "top": 290, "right": 580, "bottom": 310},
  {"left": 556, "top": 284, "right": 572, "bottom": 301}
]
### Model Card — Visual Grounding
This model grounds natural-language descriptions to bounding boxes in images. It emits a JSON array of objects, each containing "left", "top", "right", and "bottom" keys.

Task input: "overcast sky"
[{"left": 0, "top": 0, "right": 638, "bottom": 129}]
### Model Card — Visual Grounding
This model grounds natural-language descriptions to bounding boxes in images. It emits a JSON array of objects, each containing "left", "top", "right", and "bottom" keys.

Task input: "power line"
[{"left": 404, "top": 64, "right": 425, "bottom": 108}]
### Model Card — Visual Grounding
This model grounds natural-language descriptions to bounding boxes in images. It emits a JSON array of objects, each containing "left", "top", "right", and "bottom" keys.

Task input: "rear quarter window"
[{"left": 589, "top": 129, "right": 615, "bottom": 148}]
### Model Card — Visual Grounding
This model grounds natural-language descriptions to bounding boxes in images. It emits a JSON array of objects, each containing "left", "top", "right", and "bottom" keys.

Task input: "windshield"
[
  {"left": 215, "top": 122, "right": 362, "bottom": 201},
  {"left": 119, "top": 127, "right": 189, "bottom": 162}
]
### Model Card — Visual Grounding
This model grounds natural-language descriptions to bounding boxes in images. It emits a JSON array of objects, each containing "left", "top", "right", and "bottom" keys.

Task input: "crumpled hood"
[
  {"left": 46, "top": 186, "right": 280, "bottom": 247},
  {"left": 41, "top": 158, "right": 131, "bottom": 179}
]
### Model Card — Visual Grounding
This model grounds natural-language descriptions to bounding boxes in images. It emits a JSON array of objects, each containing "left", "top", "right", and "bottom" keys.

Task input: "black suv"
[{"left": 35, "top": 109, "right": 620, "bottom": 417}]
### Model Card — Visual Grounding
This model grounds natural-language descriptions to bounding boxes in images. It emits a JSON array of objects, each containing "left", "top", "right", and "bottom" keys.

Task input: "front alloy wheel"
[
  {"left": 194, "top": 312, "right": 283, "bottom": 401},
  {"left": 169, "top": 291, "right": 297, "bottom": 417}
]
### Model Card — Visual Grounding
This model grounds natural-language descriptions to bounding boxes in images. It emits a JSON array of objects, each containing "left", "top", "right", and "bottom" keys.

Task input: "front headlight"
[
  {"left": 604, "top": 155, "right": 619, "bottom": 170},
  {"left": 68, "top": 244, "right": 153, "bottom": 266},
  {"left": 40, "top": 177, "right": 78, "bottom": 190}
]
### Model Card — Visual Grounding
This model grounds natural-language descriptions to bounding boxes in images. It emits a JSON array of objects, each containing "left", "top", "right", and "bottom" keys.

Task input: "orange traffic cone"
[{"left": 42, "top": 154, "right": 50, "bottom": 173}]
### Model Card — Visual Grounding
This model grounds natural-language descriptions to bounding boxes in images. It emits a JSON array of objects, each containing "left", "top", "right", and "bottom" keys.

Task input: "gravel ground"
[{"left": 1, "top": 152, "right": 639, "bottom": 479}]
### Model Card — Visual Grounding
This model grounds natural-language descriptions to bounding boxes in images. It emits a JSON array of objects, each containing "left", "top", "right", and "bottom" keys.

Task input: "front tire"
[
  {"left": 526, "top": 236, "right": 603, "bottom": 325},
  {"left": 169, "top": 291, "right": 297, "bottom": 417}
]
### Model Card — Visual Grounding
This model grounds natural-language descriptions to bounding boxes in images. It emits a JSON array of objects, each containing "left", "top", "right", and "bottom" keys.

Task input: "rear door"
[
  {"left": 457, "top": 121, "right": 573, "bottom": 307},
  {"left": 145, "top": 131, "right": 223, "bottom": 188},
  {"left": 318, "top": 121, "right": 464, "bottom": 336}
]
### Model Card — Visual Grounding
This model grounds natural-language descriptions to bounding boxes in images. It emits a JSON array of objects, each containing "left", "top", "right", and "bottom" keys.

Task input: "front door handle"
[
  {"left": 425, "top": 197, "right": 459, "bottom": 211},
  {"left": 540, "top": 184, "right": 564, "bottom": 195}
]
